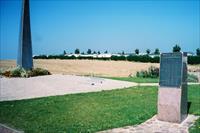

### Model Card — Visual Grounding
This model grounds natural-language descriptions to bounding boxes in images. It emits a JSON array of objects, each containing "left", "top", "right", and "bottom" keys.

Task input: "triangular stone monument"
[{"left": 17, "top": 0, "right": 33, "bottom": 70}]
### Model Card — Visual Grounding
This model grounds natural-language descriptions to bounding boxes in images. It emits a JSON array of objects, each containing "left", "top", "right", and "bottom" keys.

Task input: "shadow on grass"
[{"left": 187, "top": 101, "right": 191, "bottom": 114}]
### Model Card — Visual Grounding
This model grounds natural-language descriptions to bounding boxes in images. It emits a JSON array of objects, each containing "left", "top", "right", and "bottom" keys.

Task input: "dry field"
[{"left": 0, "top": 59, "right": 199, "bottom": 77}]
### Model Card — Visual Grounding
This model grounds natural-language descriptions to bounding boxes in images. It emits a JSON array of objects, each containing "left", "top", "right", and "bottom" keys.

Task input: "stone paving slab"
[{"left": 99, "top": 114, "right": 199, "bottom": 133}]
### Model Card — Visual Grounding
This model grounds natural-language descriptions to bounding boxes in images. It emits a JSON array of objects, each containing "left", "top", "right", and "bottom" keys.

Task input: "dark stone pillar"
[{"left": 17, "top": 0, "right": 33, "bottom": 70}]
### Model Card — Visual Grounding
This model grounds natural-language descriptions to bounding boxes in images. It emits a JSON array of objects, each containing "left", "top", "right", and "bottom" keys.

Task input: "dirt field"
[{"left": 0, "top": 59, "right": 199, "bottom": 77}]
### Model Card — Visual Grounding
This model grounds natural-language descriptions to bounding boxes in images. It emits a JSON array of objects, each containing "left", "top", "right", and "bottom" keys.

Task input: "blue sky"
[{"left": 0, "top": 0, "right": 200, "bottom": 59}]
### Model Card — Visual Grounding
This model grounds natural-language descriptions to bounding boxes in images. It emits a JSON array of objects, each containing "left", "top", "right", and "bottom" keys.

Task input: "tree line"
[
  {"left": 64, "top": 44, "right": 200, "bottom": 56},
  {"left": 34, "top": 44, "right": 200, "bottom": 64}
]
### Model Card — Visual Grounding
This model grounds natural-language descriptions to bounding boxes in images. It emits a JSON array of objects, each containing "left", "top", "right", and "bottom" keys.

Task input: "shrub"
[
  {"left": 136, "top": 70, "right": 148, "bottom": 78},
  {"left": 136, "top": 66, "right": 159, "bottom": 78},
  {"left": 28, "top": 68, "right": 51, "bottom": 77},
  {"left": 0, "top": 67, "right": 51, "bottom": 78},
  {"left": 10, "top": 67, "right": 27, "bottom": 77},
  {"left": 136, "top": 66, "right": 199, "bottom": 82},
  {"left": 148, "top": 66, "right": 159, "bottom": 78},
  {"left": 0, "top": 69, "right": 3, "bottom": 75},
  {"left": 2, "top": 70, "right": 11, "bottom": 77}
]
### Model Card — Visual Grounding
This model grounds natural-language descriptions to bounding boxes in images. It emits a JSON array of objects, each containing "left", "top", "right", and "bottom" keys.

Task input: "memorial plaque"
[
  {"left": 158, "top": 52, "right": 188, "bottom": 123},
  {"left": 159, "top": 53, "right": 182, "bottom": 87}
]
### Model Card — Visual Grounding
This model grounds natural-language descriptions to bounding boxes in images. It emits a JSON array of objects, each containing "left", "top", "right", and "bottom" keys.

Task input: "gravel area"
[
  {"left": 99, "top": 114, "right": 199, "bottom": 133},
  {"left": 0, "top": 74, "right": 137, "bottom": 101}
]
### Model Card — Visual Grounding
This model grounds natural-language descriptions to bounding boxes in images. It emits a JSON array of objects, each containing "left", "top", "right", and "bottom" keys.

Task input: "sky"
[{"left": 0, "top": 0, "right": 200, "bottom": 59}]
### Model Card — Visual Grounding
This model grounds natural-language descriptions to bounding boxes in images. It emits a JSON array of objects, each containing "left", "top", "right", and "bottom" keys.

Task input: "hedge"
[
  {"left": 188, "top": 56, "right": 200, "bottom": 65},
  {"left": 33, "top": 55, "right": 200, "bottom": 64}
]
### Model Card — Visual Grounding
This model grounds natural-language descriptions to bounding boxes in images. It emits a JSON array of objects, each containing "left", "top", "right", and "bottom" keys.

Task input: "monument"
[
  {"left": 17, "top": 0, "right": 33, "bottom": 70},
  {"left": 158, "top": 52, "right": 188, "bottom": 123}
]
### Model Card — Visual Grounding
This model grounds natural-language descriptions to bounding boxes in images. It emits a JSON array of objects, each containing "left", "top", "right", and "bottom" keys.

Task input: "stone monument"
[
  {"left": 158, "top": 52, "right": 188, "bottom": 123},
  {"left": 17, "top": 0, "right": 33, "bottom": 70}
]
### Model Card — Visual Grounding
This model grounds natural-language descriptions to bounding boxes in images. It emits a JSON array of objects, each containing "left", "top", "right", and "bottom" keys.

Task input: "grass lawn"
[
  {"left": 0, "top": 85, "right": 199, "bottom": 133},
  {"left": 108, "top": 77, "right": 159, "bottom": 83},
  {"left": 107, "top": 75, "right": 199, "bottom": 83}
]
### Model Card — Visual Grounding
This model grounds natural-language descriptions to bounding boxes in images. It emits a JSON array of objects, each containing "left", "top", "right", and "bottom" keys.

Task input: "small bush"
[
  {"left": 2, "top": 70, "right": 11, "bottom": 77},
  {"left": 10, "top": 67, "right": 26, "bottom": 77},
  {"left": 0, "top": 69, "right": 3, "bottom": 75},
  {"left": 0, "top": 67, "right": 51, "bottom": 78},
  {"left": 28, "top": 68, "right": 51, "bottom": 77},
  {"left": 136, "top": 66, "right": 199, "bottom": 82},
  {"left": 136, "top": 66, "right": 159, "bottom": 78},
  {"left": 136, "top": 70, "right": 148, "bottom": 78},
  {"left": 148, "top": 66, "right": 159, "bottom": 78}
]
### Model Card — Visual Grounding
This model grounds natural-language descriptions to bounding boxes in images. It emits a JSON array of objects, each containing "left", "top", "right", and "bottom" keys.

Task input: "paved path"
[
  {"left": 0, "top": 75, "right": 199, "bottom": 101},
  {"left": 0, "top": 115, "right": 199, "bottom": 133},
  {"left": 0, "top": 74, "right": 137, "bottom": 101},
  {"left": 99, "top": 115, "right": 199, "bottom": 133}
]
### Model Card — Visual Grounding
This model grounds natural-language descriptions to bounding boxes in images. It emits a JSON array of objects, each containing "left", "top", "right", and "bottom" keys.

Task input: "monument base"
[{"left": 157, "top": 87, "right": 187, "bottom": 123}]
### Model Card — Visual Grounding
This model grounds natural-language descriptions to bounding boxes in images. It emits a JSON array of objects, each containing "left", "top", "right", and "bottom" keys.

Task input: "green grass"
[
  {"left": 188, "top": 85, "right": 200, "bottom": 115},
  {"left": 106, "top": 74, "right": 199, "bottom": 83},
  {"left": 108, "top": 77, "right": 159, "bottom": 83},
  {"left": 0, "top": 85, "right": 199, "bottom": 133}
]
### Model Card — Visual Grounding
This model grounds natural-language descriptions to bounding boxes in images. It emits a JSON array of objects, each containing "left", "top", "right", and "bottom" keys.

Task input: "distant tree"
[
  {"left": 146, "top": 49, "right": 151, "bottom": 55},
  {"left": 97, "top": 51, "right": 101, "bottom": 54},
  {"left": 87, "top": 49, "right": 92, "bottom": 54},
  {"left": 93, "top": 51, "right": 97, "bottom": 54},
  {"left": 122, "top": 51, "right": 125, "bottom": 55},
  {"left": 81, "top": 52, "right": 85, "bottom": 55},
  {"left": 135, "top": 49, "right": 139, "bottom": 55},
  {"left": 75, "top": 48, "right": 80, "bottom": 54},
  {"left": 154, "top": 48, "right": 160, "bottom": 55},
  {"left": 63, "top": 50, "right": 67, "bottom": 55},
  {"left": 104, "top": 50, "right": 108, "bottom": 54},
  {"left": 173, "top": 44, "right": 181, "bottom": 52},
  {"left": 196, "top": 48, "right": 200, "bottom": 56}
]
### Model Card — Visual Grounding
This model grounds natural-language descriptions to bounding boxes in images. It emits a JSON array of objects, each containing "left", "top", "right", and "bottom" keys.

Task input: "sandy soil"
[
  {"left": 0, "top": 74, "right": 137, "bottom": 101},
  {"left": 1, "top": 60, "right": 199, "bottom": 77}
]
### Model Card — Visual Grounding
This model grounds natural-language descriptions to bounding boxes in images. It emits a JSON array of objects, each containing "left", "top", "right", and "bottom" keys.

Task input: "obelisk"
[{"left": 17, "top": 0, "right": 33, "bottom": 70}]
